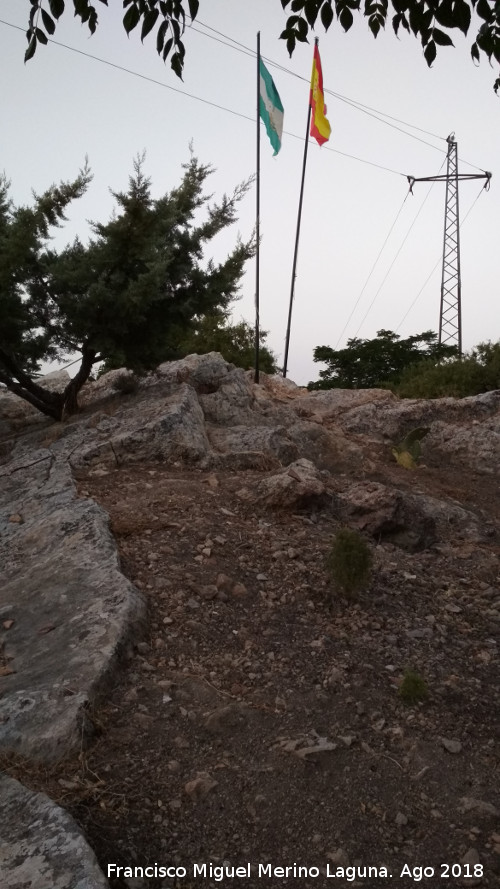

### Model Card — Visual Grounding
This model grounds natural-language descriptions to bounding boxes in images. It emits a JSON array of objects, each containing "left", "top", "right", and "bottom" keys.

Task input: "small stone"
[
  {"left": 199, "top": 585, "right": 218, "bottom": 600},
  {"left": 8, "top": 514, "right": 23, "bottom": 524},
  {"left": 324, "top": 667, "right": 343, "bottom": 688},
  {"left": 216, "top": 573, "right": 232, "bottom": 592},
  {"left": 395, "top": 812, "right": 408, "bottom": 827},
  {"left": 326, "top": 848, "right": 349, "bottom": 867},
  {"left": 184, "top": 773, "right": 218, "bottom": 799},
  {"left": 459, "top": 797, "right": 499, "bottom": 817},
  {"left": 58, "top": 778, "right": 79, "bottom": 790},
  {"left": 460, "top": 848, "right": 482, "bottom": 886},
  {"left": 232, "top": 582, "right": 248, "bottom": 598},
  {"left": 136, "top": 642, "right": 150, "bottom": 655},
  {"left": 441, "top": 737, "right": 462, "bottom": 754},
  {"left": 406, "top": 627, "right": 433, "bottom": 639}
]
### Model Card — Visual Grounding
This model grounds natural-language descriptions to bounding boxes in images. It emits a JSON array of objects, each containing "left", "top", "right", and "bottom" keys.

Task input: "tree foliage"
[
  {"left": 177, "top": 310, "right": 279, "bottom": 374},
  {"left": 24, "top": 0, "right": 500, "bottom": 91},
  {"left": 309, "top": 328, "right": 456, "bottom": 389},
  {"left": 395, "top": 339, "right": 500, "bottom": 396},
  {"left": 0, "top": 155, "right": 254, "bottom": 420}
]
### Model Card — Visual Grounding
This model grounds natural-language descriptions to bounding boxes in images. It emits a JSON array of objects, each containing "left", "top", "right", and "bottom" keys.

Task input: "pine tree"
[{"left": 0, "top": 155, "right": 254, "bottom": 420}]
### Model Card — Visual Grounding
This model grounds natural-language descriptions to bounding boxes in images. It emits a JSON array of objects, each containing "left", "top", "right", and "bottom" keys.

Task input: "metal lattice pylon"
[
  {"left": 439, "top": 135, "right": 461, "bottom": 352},
  {"left": 408, "top": 137, "right": 491, "bottom": 357}
]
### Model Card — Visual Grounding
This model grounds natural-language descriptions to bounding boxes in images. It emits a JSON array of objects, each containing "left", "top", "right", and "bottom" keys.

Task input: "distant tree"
[
  {"left": 395, "top": 339, "right": 500, "bottom": 397},
  {"left": 308, "top": 329, "right": 456, "bottom": 389},
  {"left": 0, "top": 155, "right": 254, "bottom": 420},
  {"left": 24, "top": 1, "right": 500, "bottom": 92},
  {"left": 178, "top": 310, "right": 279, "bottom": 374}
]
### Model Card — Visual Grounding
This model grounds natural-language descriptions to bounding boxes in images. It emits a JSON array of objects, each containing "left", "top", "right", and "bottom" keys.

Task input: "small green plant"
[
  {"left": 399, "top": 669, "right": 428, "bottom": 705},
  {"left": 326, "top": 528, "right": 373, "bottom": 598},
  {"left": 392, "top": 426, "right": 430, "bottom": 469}
]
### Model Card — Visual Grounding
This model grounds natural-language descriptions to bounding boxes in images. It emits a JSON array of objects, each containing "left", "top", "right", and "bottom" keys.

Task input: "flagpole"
[
  {"left": 255, "top": 31, "right": 261, "bottom": 384},
  {"left": 283, "top": 37, "right": 317, "bottom": 379}
]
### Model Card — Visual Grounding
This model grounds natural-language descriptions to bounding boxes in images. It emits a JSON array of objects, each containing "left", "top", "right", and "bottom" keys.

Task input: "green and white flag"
[{"left": 259, "top": 60, "right": 284, "bottom": 155}]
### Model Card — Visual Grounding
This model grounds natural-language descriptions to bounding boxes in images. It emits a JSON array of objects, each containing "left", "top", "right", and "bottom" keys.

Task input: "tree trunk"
[
  {"left": 0, "top": 346, "right": 97, "bottom": 422},
  {"left": 61, "top": 345, "right": 97, "bottom": 417}
]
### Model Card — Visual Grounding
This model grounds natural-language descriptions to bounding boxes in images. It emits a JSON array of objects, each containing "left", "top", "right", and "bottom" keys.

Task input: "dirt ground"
[{"left": 3, "top": 455, "right": 500, "bottom": 889}]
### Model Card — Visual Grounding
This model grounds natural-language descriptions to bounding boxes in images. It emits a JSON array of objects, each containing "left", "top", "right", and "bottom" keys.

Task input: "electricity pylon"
[{"left": 408, "top": 135, "right": 491, "bottom": 355}]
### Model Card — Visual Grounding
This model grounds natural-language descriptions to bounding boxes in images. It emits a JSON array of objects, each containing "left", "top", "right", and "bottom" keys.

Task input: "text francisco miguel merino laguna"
[{"left": 107, "top": 863, "right": 395, "bottom": 880}]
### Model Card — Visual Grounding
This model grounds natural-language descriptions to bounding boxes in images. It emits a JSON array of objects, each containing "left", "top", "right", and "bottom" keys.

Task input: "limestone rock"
[
  {"left": 459, "top": 797, "right": 499, "bottom": 817},
  {"left": 336, "top": 480, "right": 436, "bottom": 551},
  {"left": 37, "top": 369, "right": 71, "bottom": 393},
  {"left": 0, "top": 457, "right": 146, "bottom": 761},
  {"left": 0, "top": 773, "right": 108, "bottom": 888},
  {"left": 253, "top": 458, "right": 327, "bottom": 510}
]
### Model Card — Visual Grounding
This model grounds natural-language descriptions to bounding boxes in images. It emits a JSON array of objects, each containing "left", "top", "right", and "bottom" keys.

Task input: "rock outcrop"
[
  {"left": 1, "top": 352, "right": 499, "bottom": 886},
  {"left": 0, "top": 774, "right": 109, "bottom": 889}
]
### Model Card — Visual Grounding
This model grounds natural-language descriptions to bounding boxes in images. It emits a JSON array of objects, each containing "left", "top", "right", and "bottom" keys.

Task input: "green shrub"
[
  {"left": 395, "top": 341, "right": 500, "bottom": 399},
  {"left": 326, "top": 528, "right": 373, "bottom": 598},
  {"left": 399, "top": 669, "right": 428, "bottom": 705},
  {"left": 111, "top": 371, "right": 139, "bottom": 395}
]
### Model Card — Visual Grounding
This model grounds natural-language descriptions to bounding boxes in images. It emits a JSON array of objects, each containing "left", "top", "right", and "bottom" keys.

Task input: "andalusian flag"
[
  {"left": 259, "top": 59, "right": 284, "bottom": 155},
  {"left": 310, "top": 44, "right": 331, "bottom": 146}
]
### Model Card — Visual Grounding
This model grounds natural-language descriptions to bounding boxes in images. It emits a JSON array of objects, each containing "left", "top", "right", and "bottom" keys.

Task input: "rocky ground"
[
  {"left": 4, "top": 457, "right": 500, "bottom": 889},
  {"left": 1, "top": 358, "right": 499, "bottom": 889}
]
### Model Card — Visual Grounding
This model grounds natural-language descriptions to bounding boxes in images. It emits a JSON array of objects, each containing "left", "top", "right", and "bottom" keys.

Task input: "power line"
[
  {"left": 193, "top": 18, "right": 448, "bottom": 154},
  {"left": 192, "top": 17, "right": 487, "bottom": 173},
  {"left": 3, "top": 13, "right": 482, "bottom": 173},
  {"left": 333, "top": 191, "right": 411, "bottom": 349},
  {"left": 0, "top": 19, "right": 256, "bottom": 125},
  {"left": 0, "top": 18, "right": 406, "bottom": 177},
  {"left": 351, "top": 162, "right": 447, "bottom": 338},
  {"left": 396, "top": 181, "right": 489, "bottom": 331}
]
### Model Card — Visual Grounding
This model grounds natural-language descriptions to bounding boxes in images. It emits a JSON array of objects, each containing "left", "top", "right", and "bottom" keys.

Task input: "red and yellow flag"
[{"left": 309, "top": 44, "right": 331, "bottom": 146}]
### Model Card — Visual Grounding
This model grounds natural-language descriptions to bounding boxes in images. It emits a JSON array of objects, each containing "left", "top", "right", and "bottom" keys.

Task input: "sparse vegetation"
[
  {"left": 392, "top": 426, "right": 430, "bottom": 469},
  {"left": 326, "top": 527, "right": 373, "bottom": 598},
  {"left": 395, "top": 342, "right": 500, "bottom": 398},
  {"left": 111, "top": 371, "right": 140, "bottom": 395},
  {"left": 399, "top": 668, "right": 428, "bottom": 705}
]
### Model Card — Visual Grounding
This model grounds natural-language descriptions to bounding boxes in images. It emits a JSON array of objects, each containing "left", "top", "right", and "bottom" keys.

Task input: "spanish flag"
[{"left": 310, "top": 43, "right": 331, "bottom": 146}]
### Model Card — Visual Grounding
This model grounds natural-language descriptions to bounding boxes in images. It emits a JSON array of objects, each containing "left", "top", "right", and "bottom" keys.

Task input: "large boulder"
[
  {"left": 242, "top": 458, "right": 328, "bottom": 510},
  {"left": 0, "top": 774, "right": 109, "bottom": 889},
  {"left": 0, "top": 456, "right": 146, "bottom": 761}
]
